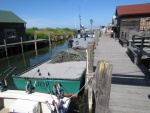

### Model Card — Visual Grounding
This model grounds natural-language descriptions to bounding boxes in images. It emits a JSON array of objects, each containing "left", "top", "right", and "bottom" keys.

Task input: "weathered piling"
[
  {"left": 85, "top": 42, "right": 94, "bottom": 89},
  {"left": 92, "top": 60, "right": 112, "bottom": 113},
  {"left": 4, "top": 39, "right": 8, "bottom": 56},
  {"left": 85, "top": 42, "right": 94, "bottom": 112},
  {"left": 34, "top": 34, "right": 37, "bottom": 50},
  {"left": 20, "top": 37, "right": 24, "bottom": 53},
  {"left": 48, "top": 34, "right": 51, "bottom": 47}
]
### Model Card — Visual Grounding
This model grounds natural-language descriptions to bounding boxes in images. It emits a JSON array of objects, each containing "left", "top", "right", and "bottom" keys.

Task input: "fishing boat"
[
  {"left": 0, "top": 90, "right": 71, "bottom": 113},
  {"left": 69, "top": 15, "right": 95, "bottom": 49},
  {"left": 12, "top": 49, "right": 86, "bottom": 97},
  {"left": 70, "top": 30, "right": 95, "bottom": 49}
]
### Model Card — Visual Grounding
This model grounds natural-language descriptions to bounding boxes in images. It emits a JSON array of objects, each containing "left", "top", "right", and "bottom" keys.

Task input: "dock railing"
[
  {"left": 130, "top": 34, "right": 150, "bottom": 57},
  {"left": 127, "top": 34, "right": 150, "bottom": 64}
]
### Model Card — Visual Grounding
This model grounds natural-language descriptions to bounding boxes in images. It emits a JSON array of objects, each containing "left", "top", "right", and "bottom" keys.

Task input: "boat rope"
[
  {"left": 63, "top": 66, "right": 71, "bottom": 75},
  {"left": 59, "top": 84, "right": 70, "bottom": 96},
  {"left": 0, "top": 67, "right": 17, "bottom": 91},
  {"left": 4, "top": 67, "right": 16, "bottom": 78},
  {"left": 3, "top": 67, "right": 12, "bottom": 74},
  {"left": 0, "top": 67, "right": 12, "bottom": 77},
  {"left": 65, "top": 77, "right": 93, "bottom": 102}
]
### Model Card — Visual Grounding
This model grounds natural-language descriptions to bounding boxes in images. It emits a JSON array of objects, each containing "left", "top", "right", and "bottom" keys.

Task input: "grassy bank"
[{"left": 26, "top": 27, "right": 74, "bottom": 41}]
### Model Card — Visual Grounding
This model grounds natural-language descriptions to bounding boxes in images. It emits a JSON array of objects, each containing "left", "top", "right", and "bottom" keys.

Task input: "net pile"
[{"left": 50, "top": 48, "right": 86, "bottom": 63}]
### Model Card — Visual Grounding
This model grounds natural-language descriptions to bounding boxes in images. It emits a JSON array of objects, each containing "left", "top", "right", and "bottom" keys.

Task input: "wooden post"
[
  {"left": 20, "top": 37, "right": 24, "bottom": 53},
  {"left": 22, "top": 53, "right": 26, "bottom": 66},
  {"left": 125, "top": 32, "right": 126, "bottom": 39},
  {"left": 92, "top": 60, "right": 112, "bottom": 113},
  {"left": 114, "top": 32, "right": 116, "bottom": 40},
  {"left": 85, "top": 42, "right": 94, "bottom": 89},
  {"left": 34, "top": 34, "right": 37, "bottom": 50},
  {"left": 4, "top": 39, "right": 8, "bottom": 56},
  {"left": 85, "top": 42, "right": 94, "bottom": 112},
  {"left": 6, "top": 56, "right": 10, "bottom": 67},
  {"left": 140, "top": 37, "right": 145, "bottom": 52},
  {"left": 48, "top": 34, "right": 51, "bottom": 47},
  {"left": 132, "top": 35, "right": 135, "bottom": 46},
  {"left": 88, "top": 75, "right": 93, "bottom": 113}
]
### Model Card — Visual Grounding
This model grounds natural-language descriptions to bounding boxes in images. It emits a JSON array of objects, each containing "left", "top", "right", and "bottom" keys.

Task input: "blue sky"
[{"left": 0, "top": 0, "right": 149, "bottom": 29}]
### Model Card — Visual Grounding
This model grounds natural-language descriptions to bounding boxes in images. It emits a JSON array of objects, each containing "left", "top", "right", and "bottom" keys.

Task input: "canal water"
[{"left": 0, "top": 40, "right": 90, "bottom": 113}]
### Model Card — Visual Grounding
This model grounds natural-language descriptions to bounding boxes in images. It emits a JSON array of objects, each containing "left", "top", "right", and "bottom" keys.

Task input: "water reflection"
[
  {"left": 0, "top": 40, "right": 90, "bottom": 112},
  {"left": 0, "top": 40, "right": 68, "bottom": 87},
  {"left": 22, "top": 53, "right": 26, "bottom": 67}
]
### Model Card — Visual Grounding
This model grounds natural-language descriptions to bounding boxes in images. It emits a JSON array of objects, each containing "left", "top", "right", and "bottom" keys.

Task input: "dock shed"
[
  {"left": 115, "top": 3, "right": 150, "bottom": 38},
  {"left": 0, "top": 10, "right": 26, "bottom": 44}
]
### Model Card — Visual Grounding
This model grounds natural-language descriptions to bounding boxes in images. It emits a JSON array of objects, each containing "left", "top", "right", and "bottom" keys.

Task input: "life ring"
[{"left": 75, "top": 41, "right": 79, "bottom": 45}]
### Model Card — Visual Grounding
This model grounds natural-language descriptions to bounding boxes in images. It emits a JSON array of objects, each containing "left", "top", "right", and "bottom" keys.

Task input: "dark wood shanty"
[
  {"left": 115, "top": 3, "right": 150, "bottom": 38},
  {"left": 0, "top": 10, "right": 26, "bottom": 44}
]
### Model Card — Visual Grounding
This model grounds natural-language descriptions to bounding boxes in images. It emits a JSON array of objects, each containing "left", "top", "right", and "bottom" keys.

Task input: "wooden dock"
[
  {"left": 0, "top": 39, "right": 48, "bottom": 49},
  {"left": 94, "top": 35, "right": 150, "bottom": 113}
]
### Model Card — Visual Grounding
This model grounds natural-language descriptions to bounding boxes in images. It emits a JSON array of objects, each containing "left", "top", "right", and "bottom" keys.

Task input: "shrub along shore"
[{"left": 26, "top": 27, "right": 74, "bottom": 42}]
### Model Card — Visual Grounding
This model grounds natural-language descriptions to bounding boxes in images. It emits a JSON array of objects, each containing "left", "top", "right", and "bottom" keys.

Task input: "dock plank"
[{"left": 94, "top": 35, "right": 150, "bottom": 113}]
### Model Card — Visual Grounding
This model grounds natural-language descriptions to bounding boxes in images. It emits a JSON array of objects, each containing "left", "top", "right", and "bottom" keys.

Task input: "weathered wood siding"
[
  {"left": 116, "top": 13, "right": 150, "bottom": 38},
  {"left": 120, "top": 18, "right": 140, "bottom": 38},
  {"left": 0, "top": 23, "right": 26, "bottom": 44}
]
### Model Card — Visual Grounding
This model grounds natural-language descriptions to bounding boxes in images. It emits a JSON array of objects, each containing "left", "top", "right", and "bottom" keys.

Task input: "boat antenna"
[{"left": 79, "top": 14, "right": 82, "bottom": 30}]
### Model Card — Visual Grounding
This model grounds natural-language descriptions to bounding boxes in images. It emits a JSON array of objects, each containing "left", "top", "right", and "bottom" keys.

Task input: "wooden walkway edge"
[{"left": 94, "top": 34, "right": 150, "bottom": 113}]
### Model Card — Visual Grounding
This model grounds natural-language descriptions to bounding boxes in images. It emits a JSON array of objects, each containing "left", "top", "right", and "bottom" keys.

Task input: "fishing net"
[{"left": 50, "top": 48, "right": 86, "bottom": 63}]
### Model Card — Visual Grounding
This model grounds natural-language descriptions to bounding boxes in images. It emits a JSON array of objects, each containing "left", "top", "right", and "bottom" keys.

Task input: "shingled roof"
[
  {"left": 116, "top": 3, "right": 150, "bottom": 16},
  {"left": 0, "top": 10, "right": 26, "bottom": 23}
]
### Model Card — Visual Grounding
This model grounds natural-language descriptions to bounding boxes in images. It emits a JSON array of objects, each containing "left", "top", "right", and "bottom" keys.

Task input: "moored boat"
[
  {"left": 70, "top": 30, "right": 95, "bottom": 49},
  {"left": 0, "top": 90, "right": 71, "bottom": 113},
  {"left": 12, "top": 49, "right": 86, "bottom": 97}
]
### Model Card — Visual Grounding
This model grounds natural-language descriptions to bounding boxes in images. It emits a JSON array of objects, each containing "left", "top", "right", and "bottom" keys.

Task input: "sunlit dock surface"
[{"left": 94, "top": 35, "right": 150, "bottom": 113}]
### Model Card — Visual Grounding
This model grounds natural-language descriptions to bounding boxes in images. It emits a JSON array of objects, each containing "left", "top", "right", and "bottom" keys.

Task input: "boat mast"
[
  {"left": 79, "top": 14, "right": 81, "bottom": 31},
  {"left": 79, "top": 7, "right": 82, "bottom": 31}
]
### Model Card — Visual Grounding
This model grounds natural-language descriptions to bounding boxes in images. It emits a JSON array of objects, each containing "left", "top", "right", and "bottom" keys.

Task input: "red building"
[{"left": 115, "top": 3, "right": 150, "bottom": 38}]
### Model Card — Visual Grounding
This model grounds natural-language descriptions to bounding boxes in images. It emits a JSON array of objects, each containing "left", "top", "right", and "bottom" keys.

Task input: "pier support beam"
[
  {"left": 48, "top": 34, "right": 51, "bottom": 47},
  {"left": 92, "top": 60, "right": 112, "bottom": 113},
  {"left": 20, "top": 37, "right": 24, "bottom": 53},
  {"left": 4, "top": 39, "right": 8, "bottom": 56},
  {"left": 85, "top": 42, "right": 94, "bottom": 89},
  {"left": 34, "top": 34, "right": 37, "bottom": 50},
  {"left": 85, "top": 42, "right": 94, "bottom": 113}
]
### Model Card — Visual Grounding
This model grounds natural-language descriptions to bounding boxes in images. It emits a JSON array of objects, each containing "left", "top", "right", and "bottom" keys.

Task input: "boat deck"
[
  {"left": 17, "top": 61, "right": 86, "bottom": 80},
  {"left": 94, "top": 34, "right": 150, "bottom": 113},
  {"left": 0, "top": 108, "right": 9, "bottom": 113},
  {"left": 0, "top": 90, "right": 71, "bottom": 113}
]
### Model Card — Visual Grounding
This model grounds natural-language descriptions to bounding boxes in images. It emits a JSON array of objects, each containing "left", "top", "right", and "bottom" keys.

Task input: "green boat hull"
[{"left": 13, "top": 77, "right": 83, "bottom": 96}]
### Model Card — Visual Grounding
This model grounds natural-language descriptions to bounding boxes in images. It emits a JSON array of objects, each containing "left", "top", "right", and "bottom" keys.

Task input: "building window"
[
  {"left": 4, "top": 29, "right": 17, "bottom": 38},
  {"left": 140, "top": 17, "right": 150, "bottom": 31}
]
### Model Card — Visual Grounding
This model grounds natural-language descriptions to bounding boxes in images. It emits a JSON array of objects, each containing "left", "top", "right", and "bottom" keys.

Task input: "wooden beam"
[
  {"left": 4, "top": 39, "right": 8, "bottom": 56},
  {"left": 93, "top": 60, "right": 112, "bottom": 113}
]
